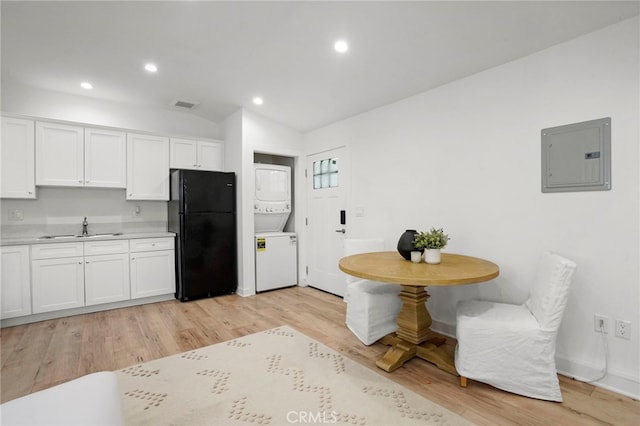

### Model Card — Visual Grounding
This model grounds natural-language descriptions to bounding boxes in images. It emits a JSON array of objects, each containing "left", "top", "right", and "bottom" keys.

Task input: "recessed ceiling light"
[
  {"left": 80, "top": 82, "right": 93, "bottom": 90},
  {"left": 253, "top": 97, "right": 264, "bottom": 105},
  {"left": 145, "top": 63, "right": 158, "bottom": 73},
  {"left": 334, "top": 40, "right": 349, "bottom": 53}
]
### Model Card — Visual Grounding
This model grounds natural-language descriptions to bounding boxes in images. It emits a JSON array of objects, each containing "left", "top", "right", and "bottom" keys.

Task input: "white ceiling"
[{"left": 2, "top": 1, "right": 639, "bottom": 133}]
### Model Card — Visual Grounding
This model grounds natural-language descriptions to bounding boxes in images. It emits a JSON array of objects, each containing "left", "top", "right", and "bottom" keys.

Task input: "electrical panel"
[{"left": 541, "top": 117, "right": 611, "bottom": 193}]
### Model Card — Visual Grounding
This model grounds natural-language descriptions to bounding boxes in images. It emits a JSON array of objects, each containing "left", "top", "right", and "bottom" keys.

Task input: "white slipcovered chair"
[
  {"left": 343, "top": 238, "right": 402, "bottom": 345},
  {"left": 455, "top": 251, "right": 577, "bottom": 402}
]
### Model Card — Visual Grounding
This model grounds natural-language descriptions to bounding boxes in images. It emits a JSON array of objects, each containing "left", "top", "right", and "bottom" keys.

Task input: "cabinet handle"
[
  {"left": 78, "top": 180, "right": 82, "bottom": 183},
  {"left": 78, "top": 261, "right": 82, "bottom": 265},
  {"left": 131, "top": 257, "right": 135, "bottom": 261}
]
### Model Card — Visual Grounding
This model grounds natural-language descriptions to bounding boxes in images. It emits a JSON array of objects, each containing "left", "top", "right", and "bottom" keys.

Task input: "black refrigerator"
[{"left": 168, "top": 169, "right": 237, "bottom": 301}]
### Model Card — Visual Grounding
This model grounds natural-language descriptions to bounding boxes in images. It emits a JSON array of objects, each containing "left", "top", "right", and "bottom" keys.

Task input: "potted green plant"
[{"left": 413, "top": 227, "right": 450, "bottom": 264}]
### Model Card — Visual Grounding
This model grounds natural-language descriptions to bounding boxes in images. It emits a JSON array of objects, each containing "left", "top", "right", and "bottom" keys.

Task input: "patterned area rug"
[{"left": 116, "top": 326, "right": 471, "bottom": 425}]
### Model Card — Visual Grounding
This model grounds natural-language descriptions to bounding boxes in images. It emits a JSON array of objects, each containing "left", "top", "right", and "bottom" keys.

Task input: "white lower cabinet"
[
  {"left": 84, "top": 239, "right": 130, "bottom": 306},
  {"left": 1, "top": 245, "right": 32, "bottom": 319},
  {"left": 32, "top": 256, "right": 85, "bottom": 314},
  {"left": 84, "top": 254, "right": 130, "bottom": 306},
  {"left": 130, "top": 238, "right": 175, "bottom": 299},
  {"left": 22, "top": 237, "right": 173, "bottom": 317}
]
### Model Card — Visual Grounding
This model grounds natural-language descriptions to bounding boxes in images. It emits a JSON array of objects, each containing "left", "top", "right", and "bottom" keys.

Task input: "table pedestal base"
[
  {"left": 376, "top": 333, "right": 457, "bottom": 375},
  {"left": 375, "top": 284, "right": 458, "bottom": 376}
]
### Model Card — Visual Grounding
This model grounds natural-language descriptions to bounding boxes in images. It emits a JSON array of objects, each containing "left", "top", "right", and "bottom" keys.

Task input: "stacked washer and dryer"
[{"left": 254, "top": 164, "right": 297, "bottom": 292}]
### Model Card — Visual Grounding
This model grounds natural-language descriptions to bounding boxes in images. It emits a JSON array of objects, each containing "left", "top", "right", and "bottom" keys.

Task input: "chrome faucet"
[{"left": 82, "top": 217, "right": 88, "bottom": 236}]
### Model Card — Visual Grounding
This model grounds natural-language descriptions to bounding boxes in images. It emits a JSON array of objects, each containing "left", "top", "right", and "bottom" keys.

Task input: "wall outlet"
[
  {"left": 615, "top": 319, "right": 631, "bottom": 340},
  {"left": 594, "top": 314, "right": 608, "bottom": 333},
  {"left": 8, "top": 209, "right": 24, "bottom": 221}
]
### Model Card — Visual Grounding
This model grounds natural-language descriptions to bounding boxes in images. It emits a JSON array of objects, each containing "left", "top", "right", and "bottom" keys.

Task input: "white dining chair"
[
  {"left": 455, "top": 251, "right": 577, "bottom": 401},
  {"left": 343, "top": 238, "right": 402, "bottom": 345}
]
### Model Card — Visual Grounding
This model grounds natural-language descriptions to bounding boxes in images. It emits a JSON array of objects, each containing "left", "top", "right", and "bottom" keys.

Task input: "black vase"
[{"left": 397, "top": 229, "right": 419, "bottom": 260}]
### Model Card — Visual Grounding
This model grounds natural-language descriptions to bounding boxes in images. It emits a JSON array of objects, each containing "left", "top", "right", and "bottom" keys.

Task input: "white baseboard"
[
  {"left": 555, "top": 356, "right": 640, "bottom": 400},
  {"left": 430, "top": 319, "right": 639, "bottom": 400}
]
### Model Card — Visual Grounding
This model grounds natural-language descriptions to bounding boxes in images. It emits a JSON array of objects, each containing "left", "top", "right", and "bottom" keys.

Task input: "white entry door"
[{"left": 306, "top": 147, "right": 348, "bottom": 296}]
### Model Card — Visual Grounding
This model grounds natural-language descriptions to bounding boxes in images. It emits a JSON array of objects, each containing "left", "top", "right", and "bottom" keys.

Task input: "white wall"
[
  {"left": 304, "top": 17, "right": 639, "bottom": 397},
  {"left": 1, "top": 82, "right": 221, "bottom": 139},
  {"left": 223, "top": 109, "right": 304, "bottom": 296}
]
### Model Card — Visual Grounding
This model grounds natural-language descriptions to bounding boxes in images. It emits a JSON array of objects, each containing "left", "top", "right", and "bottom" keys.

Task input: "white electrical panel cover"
[{"left": 541, "top": 117, "right": 611, "bottom": 193}]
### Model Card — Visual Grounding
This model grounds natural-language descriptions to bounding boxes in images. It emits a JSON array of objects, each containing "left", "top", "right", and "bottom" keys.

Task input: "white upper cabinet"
[
  {"left": 197, "top": 140, "right": 224, "bottom": 171},
  {"left": 1, "top": 117, "right": 36, "bottom": 199},
  {"left": 127, "top": 133, "right": 169, "bottom": 200},
  {"left": 36, "top": 121, "right": 84, "bottom": 186},
  {"left": 169, "top": 138, "right": 197, "bottom": 169},
  {"left": 36, "top": 122, "right": 126, "bottom": 188},
  {"left": 84, "top": 128, "right": 126, "bottom": 188},
  {"left": 170, "top": 138, "right": 224, "bottom": 171}
]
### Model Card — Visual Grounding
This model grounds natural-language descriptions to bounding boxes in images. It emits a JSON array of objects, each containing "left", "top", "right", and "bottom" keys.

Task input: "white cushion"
[
  {"left": 525, "top": 251, "right": 577, "bottom": 330},
  {"left": 0, "top": 371, "right": 125, "bottom": 426}
]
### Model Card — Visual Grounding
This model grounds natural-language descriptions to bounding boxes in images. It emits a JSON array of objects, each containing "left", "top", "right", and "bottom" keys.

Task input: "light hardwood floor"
[{"left": 1, "top": 286, "right": 638, "bottom": 425}]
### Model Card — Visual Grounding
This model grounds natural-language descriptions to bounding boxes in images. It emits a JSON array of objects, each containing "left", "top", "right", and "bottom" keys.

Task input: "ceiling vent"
[{"left": 172, "top": 99, "right": 199, "bottom": 109}]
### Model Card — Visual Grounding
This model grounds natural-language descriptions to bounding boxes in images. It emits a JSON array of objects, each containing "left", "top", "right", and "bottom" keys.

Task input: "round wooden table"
[{"left": 339, "top": 251, "right": 499, "bottom": 375}]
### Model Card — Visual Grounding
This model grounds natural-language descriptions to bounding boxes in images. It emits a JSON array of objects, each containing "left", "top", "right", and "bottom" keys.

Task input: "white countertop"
[{"left": 0, "top": 232, "right": 175, "bottom": 247}]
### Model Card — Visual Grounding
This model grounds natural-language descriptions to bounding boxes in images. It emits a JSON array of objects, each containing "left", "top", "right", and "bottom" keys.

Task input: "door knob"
[{"left": 335, "top": 229, "right": 346, "bottom": 234}]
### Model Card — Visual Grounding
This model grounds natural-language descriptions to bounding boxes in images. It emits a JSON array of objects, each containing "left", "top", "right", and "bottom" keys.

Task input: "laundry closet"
[{"left": 253, "top": 154, "right": 297, "bottom": 292}]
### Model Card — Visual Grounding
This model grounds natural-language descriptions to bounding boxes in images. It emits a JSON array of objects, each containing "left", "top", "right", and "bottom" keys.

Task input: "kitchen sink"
[{"left": 38, "top": 233, "right": 123, "bottom": 240}]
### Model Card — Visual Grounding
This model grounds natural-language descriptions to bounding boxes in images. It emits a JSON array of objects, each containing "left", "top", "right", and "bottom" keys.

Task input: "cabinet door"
[
  {"left": 130, "top": 250, "right": 175, "bottom": 299},
  {"left": 31, "top": 257, "right": 85, "bottom": 313},
  {"left": 1, "top": 117, "right": 36, "bottom": 199},
  {"left": 85, "top": 253, "right": 130, "bottom": 306},
  {"left": 36, "top": 122, "right": 84, "bottom": 186},
  {"left": 84, "top": 128, "right": 126, "bottom": 188},
  {"left": 169, "top": 138, "right": 198, "bottom": 169},
  {"left": 126, "top": 133, "right": 169, "bottom": 200},
  {"left": 197, "top": 140, "right": 224, "bottom": 171},
  {"left": 1, "top": 246, "right": 31, "bottom": 319}
]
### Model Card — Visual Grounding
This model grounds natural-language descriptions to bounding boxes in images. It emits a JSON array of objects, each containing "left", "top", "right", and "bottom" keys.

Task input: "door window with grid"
[{"left": 312, "top": 158, "right": 339, "bottom": 189}]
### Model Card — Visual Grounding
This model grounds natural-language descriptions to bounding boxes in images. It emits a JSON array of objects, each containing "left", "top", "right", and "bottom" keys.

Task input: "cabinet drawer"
[
  {"left": 84, "top": 240, "right": 129, "bottom": 255},
  {"left": 31, "top": 242, "right": 84, "bottom": 259},
  {"left": 129, "top": 237, "right": 174, "bottom": 253}
]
